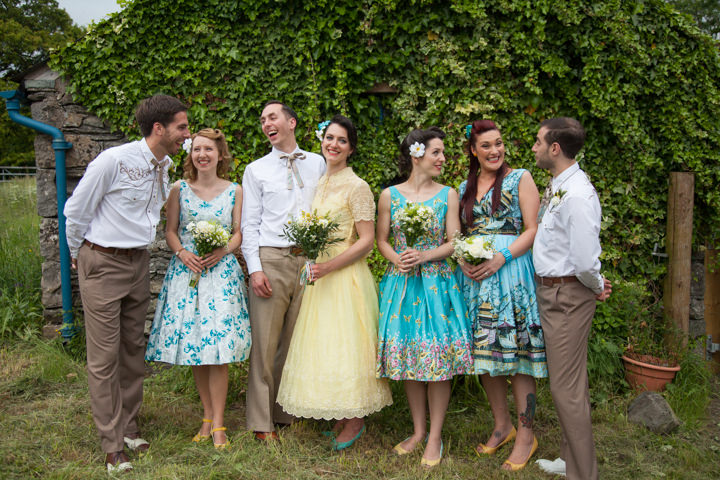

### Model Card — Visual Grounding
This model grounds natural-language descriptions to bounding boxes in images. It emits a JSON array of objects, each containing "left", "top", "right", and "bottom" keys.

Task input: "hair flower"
[
  {"left": 315, "top": 120, "right": 331, "bottom": 141},
  {"left": 465, "top": 124, "right": 472, "bottom": 139},
  {"left": 182, "top": 138, "right": 192, "bottom": 153},
  {"left": 409, "top": 142, "right": 426, "bottom": 158}
]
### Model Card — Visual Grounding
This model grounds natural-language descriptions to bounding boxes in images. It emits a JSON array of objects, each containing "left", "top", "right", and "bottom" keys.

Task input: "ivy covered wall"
[{"left": 51, "top": 0, "right": 720, "bottom": 293}]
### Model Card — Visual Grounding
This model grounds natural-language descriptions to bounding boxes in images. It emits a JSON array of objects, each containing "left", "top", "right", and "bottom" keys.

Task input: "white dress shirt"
[
  {"left": 533, "top": 162, "right": 604, "bottom": 294},
  {"left": 64, "top": 138, "right": 170, "bottom": 258},
  {"left": 241, "top": 146, "right": 326, "bottom": 274}
]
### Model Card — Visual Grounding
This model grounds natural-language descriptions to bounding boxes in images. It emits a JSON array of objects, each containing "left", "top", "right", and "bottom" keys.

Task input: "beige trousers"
[
  {"left": 536, "top": 281, "right": 599, "bottom": 480},
  {"left": 245, "top": 247, "right": 306, "bottom": 432},
  {"left": 77, "top": 244, "right": 150, "bottom": 453}
]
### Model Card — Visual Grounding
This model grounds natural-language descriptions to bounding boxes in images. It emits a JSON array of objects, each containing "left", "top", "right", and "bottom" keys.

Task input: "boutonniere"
[{"left": 550, "top": 189, "right": 567, "bottom": 207}]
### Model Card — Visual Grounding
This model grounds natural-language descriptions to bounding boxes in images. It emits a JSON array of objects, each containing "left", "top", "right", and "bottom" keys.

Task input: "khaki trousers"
[
  {"left": 246, "top": 247, "right": 306, "bottom": 432},
  {"left": 77, "top": 244, "right": 150, "bottom": 453},
  {"left": 536, "top": 281, "right": 599, "bottom": 480}
]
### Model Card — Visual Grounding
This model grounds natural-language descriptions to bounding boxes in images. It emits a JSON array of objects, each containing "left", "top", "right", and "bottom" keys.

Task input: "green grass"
[
  {"left": 0, "top": 177, "right": 43, "bottom": 340},
  {"left": 0, "top": 176, "right": 718, "bottom": 479},
  {"left": 0, "top": 337, "right": 718, "bottom": 479}
]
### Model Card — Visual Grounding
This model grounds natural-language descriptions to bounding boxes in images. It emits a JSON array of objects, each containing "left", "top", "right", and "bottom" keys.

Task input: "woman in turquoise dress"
[
  {"left": 455, "top": 120, "right": 545, "bottom": 471},
  {"left": 145, "top": 129, "right": 251, "bottom": 449},
  {"left": 376, "top": 127, "right": 472, "bottom": 468}
]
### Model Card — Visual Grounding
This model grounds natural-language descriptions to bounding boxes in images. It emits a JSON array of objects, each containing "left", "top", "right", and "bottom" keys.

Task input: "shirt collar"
[
  {"left": 140, "top": 138, "right": 171, "bottom": 167},
  {"left": 552, "top": 162, "right": 579, "bottom": 189},
  {"left": 272, "top": 145, "right": 303, "bottom": 158}
]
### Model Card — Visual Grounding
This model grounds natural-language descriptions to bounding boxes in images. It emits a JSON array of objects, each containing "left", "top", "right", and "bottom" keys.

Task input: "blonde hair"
[{"left": 183, "top": 128, "right": 232, "bottom": 181}]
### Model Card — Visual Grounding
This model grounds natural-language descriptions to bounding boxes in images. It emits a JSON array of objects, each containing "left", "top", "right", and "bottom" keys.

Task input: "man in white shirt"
[
  {"left": 241, "top": 101, "right": 325, "bottom": 440},
  {"left": 64, "top": 94, "right": 190, "bottom": 472},
  {"left": 531, "top": 117, "right": 611, "bottom": 480}
]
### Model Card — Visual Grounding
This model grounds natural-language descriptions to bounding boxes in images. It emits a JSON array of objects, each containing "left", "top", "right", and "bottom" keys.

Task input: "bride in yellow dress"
[{"left": 276, "top": 115, "right": 392, "bottom": 450}]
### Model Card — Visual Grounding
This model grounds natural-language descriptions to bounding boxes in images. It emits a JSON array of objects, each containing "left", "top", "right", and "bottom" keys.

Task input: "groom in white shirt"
[
  {"left": 64, "top": 94, "right": 190, "bottom": 472},
  {"left": 531, "top": 117, "right": 611, "bottom": 480},
  {"left": 241, "top": 101, "right": 325, "bottom": 440}
]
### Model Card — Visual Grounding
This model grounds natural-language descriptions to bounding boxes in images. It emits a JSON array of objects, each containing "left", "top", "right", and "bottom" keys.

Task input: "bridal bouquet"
[
  {"left": 452, "top": 233, "right": 494, "bottom": 265},
  {"left": 281, "top": 210, "right": 343, "bottom": 285},
  {"left": 395, "top": 203, "right": 436, "bottom": 248},
  {"left": 186, "top": 220, "right": 231, "bottom": 288}
]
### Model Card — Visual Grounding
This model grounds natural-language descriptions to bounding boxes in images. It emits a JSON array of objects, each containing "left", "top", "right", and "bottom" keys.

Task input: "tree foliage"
[
  {"left": 1, "top": 0, "right": 82, "bottom": 166},
  {"left": 668, "top": 0, "right": 720, "bottom": 37},
  {"left": 51, "top": 0, "right": 720, "bottom": 302}
]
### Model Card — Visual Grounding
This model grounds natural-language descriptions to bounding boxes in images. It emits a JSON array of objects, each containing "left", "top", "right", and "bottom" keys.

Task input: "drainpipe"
[{"left": 1, "top": 90, "right": 75, "bottom": 340}]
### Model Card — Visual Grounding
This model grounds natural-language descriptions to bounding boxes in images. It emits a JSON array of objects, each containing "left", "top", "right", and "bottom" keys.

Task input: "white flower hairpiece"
[
  {"left": 409, "top": 142, "right": 425, "bottom": 158},
  {"left": 315, "top": 120, "right": 331, "bottom": 141},
  {"left": 182, "top": 138, "right": 193, "bottom": 153}
]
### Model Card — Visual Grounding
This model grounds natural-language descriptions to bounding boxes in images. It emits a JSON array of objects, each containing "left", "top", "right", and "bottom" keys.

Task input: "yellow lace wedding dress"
[{"left": 277, "top": 167, "right": 392, "bottom": 419}]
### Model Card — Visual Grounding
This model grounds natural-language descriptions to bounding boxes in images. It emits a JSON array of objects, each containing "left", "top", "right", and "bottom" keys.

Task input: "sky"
[{"left": 55, "top": 0, "right": 124, "bottom": 27}]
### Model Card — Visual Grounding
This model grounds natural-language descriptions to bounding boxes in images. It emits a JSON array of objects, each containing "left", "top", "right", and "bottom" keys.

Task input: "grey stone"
[
  {"left": 41, "top": 261, "right": 62, "bottom": 309},
  {"left": 34, "top": 136, "right": 55, "bottom": 169},
  {"left": 39, "top": 218, "right": 59, "bottom": 261},
  {"left": 628, "top": 391, "right": 681, "bottom": 434},
  {"left": 36, "top": 169, "right": 58, "bottom": 217},
  {"left": 65, "top": 134, "right": 103, "bottom": 168},
  {"left": 82, "top": 115, "right": 108, "bottom": 129}
]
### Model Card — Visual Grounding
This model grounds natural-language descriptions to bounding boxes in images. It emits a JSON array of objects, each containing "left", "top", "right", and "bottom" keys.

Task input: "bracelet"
[
  {"left": 500, "top": 248, "right": 513, "bottom": 263},
  {"left": 175, "top": 248, "right": 184, "bottom": 257}
]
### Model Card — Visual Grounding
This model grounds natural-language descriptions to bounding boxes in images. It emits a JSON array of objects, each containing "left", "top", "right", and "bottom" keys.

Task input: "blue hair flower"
[
  {"left": 315, "top": 120, "right": 331, "bottom": 141},
  {"left": 465, "top": 124, "right": 472, "bottom": 139}
]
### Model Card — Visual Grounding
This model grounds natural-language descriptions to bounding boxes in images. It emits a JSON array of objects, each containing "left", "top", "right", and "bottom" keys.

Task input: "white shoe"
[
  {"left": 123, "top": 436, "right": 149, "bottom": 452},
  {"left": 535, "top": 457, "right": 566, "bottom": 476}
]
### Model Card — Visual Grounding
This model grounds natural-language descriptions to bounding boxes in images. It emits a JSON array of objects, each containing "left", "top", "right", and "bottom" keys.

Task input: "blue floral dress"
[
  {"left": 145, "top": 181, "right": 251, "bottom": 365},
  {"left": 455, "top": 169, "right": 547, "bottom": 378},
  {"left": 376, "top": 186, "right": 472, "bottom": 381}
]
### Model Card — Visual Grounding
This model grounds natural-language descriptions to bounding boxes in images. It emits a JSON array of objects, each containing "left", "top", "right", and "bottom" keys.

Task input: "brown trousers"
[
  {"left": 536, "top": 281, "right": 599, "bottom": 480},
  {"left": 245, "top": 247, "right": 307, "bottom": 432},
  {"left": 77, "top": 244, "right": 150, "bottom": 453}
]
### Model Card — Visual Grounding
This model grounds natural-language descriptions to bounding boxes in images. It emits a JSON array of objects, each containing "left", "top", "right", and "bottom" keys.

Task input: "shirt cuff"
[
  {"left": 576, "top": 271, "right": 604, "bottom": 295},
  {"left": 246, "top": 257, "right": 262, "bottom": 275}
]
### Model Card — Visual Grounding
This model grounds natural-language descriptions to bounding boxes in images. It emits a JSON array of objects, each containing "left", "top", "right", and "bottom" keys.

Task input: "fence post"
[{"left": 663, "top": 172, "right": 694, "bottom": 340}]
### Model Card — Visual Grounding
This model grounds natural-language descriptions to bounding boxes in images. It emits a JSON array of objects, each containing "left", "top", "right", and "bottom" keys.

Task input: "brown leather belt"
[
  {"left": 290, "top": 246, "right": 304, "bottom": 256},
  {"left": 534, "top": 274, "right": 578, "bottom": 287},
  {"left": 84, "top": 240, "right": 143, "bottom": 256}
]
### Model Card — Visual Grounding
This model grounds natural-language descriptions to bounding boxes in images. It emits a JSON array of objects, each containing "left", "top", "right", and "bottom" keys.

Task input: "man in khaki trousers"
[
  {"left": 64, "top": 95, "right": 190, "bottom": 472},
  {"left": 531, "top": 117, "right": 612, "bottom": 479},
  {"left": 241, "top": 101, "right": 325, "bottom": 440}
]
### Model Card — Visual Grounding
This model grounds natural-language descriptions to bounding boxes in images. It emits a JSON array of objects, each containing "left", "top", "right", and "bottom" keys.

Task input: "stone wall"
[{"left": 24, "top": 66, "right": 171, "bottom": 336}]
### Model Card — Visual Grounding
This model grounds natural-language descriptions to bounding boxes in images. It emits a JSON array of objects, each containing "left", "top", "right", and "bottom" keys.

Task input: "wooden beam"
[
  {"left": 663, "top": 172, "right": 693, "bottom": 337},
  {"left": 705, "top": 248, "right": 720, "bottom": 365}
]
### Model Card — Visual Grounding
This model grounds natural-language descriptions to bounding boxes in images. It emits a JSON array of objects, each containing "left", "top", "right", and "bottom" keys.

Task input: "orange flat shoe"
[
  {"left": 502, "top": 436, "right": 538, "bottom": 471},
  {"left": 475, "top": 426, "right": 516, "bottom": 455}
]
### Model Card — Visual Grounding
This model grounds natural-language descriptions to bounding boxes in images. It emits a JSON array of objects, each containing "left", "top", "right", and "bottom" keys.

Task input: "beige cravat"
[
  {"left": 151, "top": 158, "right": 168, "bottom": 201},
  {"left": 280, "top": 152, "right": 305, "bottom": 189}
]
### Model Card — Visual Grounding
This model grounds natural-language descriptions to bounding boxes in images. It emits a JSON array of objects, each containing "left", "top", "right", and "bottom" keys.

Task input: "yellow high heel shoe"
[
  {"left": 475, "top": 426, "right": 516, "bottom": 455},
  {"left": 420, "top": 441, "right": 443, "bottom": 468},
  {"left": 502, "top": 436, "right": 538, "bottom": 471},
  {"left": 192, "top": 418, "right": 212, "bottom": 442},
  {"left": 211, "top": 426, "right": 230, "bottom": 450}
]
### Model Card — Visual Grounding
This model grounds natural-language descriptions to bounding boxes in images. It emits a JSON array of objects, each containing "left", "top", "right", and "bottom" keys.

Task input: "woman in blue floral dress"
[
  {"left": 376, "top": 127, "right": 472, "bottom": 467},
  {"left": 145, "top": 129, "right": 250, "bottom": 449},
  {"left": 455, "top": 120, "right": 545, "bottom": 471}
]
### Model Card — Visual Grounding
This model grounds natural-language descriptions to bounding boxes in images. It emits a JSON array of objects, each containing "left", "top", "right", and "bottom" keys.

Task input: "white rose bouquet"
[
  {"left": 395, "top": 203, "right": 435, "bottom": 248},
  {"left": 186, "top": 220, "right": 231, "bottom": 288},
  {"left": 452, "top": 232, "right": 495, "bottom": 265},
  {"left": 280, "top": 210, "right": 343, "bottom": 285}
]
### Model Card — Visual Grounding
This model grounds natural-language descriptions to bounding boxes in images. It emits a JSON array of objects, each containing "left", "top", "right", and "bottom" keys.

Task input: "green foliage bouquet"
[
  {"left": 281, "top": 210, "right": 343, "bottom": 285},
  {"left": 186, "top": 220, "right": 230, "bottom": 288}
]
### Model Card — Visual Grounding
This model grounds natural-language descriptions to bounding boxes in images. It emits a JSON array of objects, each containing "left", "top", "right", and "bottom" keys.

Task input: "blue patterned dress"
[
  {"left": 145, "top": 181, "right": 251, "bottom": 365},
  {"left": 376, "top": 186, "right": 472, "bottom": 381},
  {"left": 455, "top": 169, "right": 547, "bottom": 378}
]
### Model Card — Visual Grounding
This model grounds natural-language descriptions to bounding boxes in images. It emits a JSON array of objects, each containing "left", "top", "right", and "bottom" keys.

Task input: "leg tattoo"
[{"left": 519, "top": 393, "right": 536, "bottom": 429}]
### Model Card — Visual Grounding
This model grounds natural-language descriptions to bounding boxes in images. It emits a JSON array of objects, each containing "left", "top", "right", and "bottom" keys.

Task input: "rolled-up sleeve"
[
  {"left": 566, "top": 195, "right": 604, "bottom": 294},
  {"left": 241, "top": 165, "right": 263, "bottom": 274},
  {"left": 63, "top": 155, "right": 114, "bottom": 258}
]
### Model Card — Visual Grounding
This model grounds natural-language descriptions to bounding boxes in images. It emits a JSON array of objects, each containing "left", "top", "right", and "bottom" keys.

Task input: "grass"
[
  {"left": 0, "top": 337, "right": 718, "bottom": 480},
  {"left": 1, "top": 177, "right": 719, "bottom": 479}
]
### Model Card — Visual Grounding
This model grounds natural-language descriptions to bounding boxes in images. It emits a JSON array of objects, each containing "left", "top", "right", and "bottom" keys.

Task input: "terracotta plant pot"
[{"left": 622, "top": 354, "right": 680, "bottom": 392}]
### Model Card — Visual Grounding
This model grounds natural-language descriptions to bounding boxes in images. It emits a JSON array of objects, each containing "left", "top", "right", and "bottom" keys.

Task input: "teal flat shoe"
[
  {"left": 332, "top": 425, "right": 366, "bottom": 451},
  {"left": 321, "top": 431, "right": 336, "bottom": 438}
]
